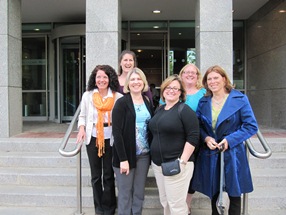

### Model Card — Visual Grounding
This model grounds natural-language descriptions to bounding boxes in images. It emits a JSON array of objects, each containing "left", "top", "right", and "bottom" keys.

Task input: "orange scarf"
[{"left": 92, "top": 92, "right": 115, "bottom": 157}]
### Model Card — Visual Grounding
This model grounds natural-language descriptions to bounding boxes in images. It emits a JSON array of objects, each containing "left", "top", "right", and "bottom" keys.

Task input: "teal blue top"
[
  {"left": 134, "top": 103, "right": 151, "bottom": 155},
  {"left": 159, "top": 88, "right": 206, "bottom": 112}
]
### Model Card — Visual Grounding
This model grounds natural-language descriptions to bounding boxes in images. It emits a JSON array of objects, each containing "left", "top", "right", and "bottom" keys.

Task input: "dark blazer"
[
  {"left": 192, "top": 89, "right": 258, "bottom": 198},
  {"left": 112, "top": 93, "right": 154, "bottom": 169}
]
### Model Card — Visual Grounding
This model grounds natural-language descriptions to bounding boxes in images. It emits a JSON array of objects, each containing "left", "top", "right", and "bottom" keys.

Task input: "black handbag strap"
[
  {"left": 155, "top": 113, "right": 165, "bottom": 163},
  {"left": 155, "top": 103, "right": 184, "bottom": 163}
]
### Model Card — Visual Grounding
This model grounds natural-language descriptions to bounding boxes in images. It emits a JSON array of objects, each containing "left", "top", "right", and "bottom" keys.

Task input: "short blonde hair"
[
  {"left": 160, "top": 74, "right": 186, "bottom": 103},
  {"left": 123, "top": 68, "right": 149, "bottom": 93},
  {"left": 179, "top": 63, "right": 203, "bottom": 89}
]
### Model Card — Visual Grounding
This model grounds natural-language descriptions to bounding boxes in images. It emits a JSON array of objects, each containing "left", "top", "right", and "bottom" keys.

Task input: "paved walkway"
[{"left": 13, "top": 121, "right": 286, "bottom": 139}]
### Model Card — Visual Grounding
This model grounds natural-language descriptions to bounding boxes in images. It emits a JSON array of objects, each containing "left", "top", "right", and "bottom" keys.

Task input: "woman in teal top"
[{"left": 178, "top": 63, "right": 206, "bottom": 215}]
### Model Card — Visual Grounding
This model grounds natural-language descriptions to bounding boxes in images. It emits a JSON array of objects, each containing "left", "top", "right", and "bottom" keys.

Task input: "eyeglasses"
[
  {"left": 165, "top": 86, "right": 181, "bottom": 92},
  {"left": 183, "top": 71, "right": 197, "bottom": 75}
]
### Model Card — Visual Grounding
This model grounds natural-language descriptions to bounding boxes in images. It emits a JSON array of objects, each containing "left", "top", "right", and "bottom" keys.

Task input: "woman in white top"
[{"left": 76, "top": 65, "right": 122, "bottom": 215}]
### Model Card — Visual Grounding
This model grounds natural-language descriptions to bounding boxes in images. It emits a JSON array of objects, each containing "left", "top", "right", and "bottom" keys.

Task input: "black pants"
[
  {"left": 211, "top": 192, "right": 241, "bottom": 215},
  {"left": 86, "top": 137, "right": 116, "bottom": 215}
]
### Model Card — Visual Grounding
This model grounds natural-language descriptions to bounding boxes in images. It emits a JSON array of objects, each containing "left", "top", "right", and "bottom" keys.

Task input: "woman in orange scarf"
[{"left": 76, "top": 65, "right": 122, "bottom": 215}]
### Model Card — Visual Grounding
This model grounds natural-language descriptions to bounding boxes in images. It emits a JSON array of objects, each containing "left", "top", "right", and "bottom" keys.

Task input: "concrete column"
[
  {"left": 0, "top": 0, "right": 22, "bottom": 137},
  {"left": 195, "top": 0, "right": 233, "bottom": 80},
  {"left": 86, "top": 0, "right": 121, "bottom": 80}
]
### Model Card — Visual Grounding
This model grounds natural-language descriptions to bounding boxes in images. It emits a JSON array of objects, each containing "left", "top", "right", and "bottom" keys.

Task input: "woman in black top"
[{"left": 148, "top": 75, "right": 200, "bottom": 215}]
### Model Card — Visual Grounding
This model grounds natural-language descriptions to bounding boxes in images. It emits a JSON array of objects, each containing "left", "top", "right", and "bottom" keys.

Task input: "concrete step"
[
  {"left": 0, "top": 165, "right": 283, "bottom": 189},
  {"left": 249, "top": 152, "right": 286, "bottom": 169},
  {"left": 0, "top": 184, "right": 285, "bottom": 210},
  {"left": 1, "top": 135, "right": 285, "bottom": 153},
  {"left": 0, "top": 166, "right": 157, "bottom": 187},
  {"left": 0, "top": 184, "right": 159, "bottom": 208},
  {"left": 251, "top": 168, "right": 286, "bottom": 187},
  {"left": 0, "top": 151, "right": 90, "bottom": 168},
  {"left": 1, "top": 150, "right": 285, "bottom": 170},
  {"left": 1, "top": 206, "right": 286, "bottom": 215},
  {"left": 248, "top": 137, "right": 286, "bottom": 153}
]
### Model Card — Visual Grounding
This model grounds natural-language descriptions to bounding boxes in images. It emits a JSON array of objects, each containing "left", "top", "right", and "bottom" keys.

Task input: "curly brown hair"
[{"left": 87, "top": 65, "right": 119, "bottom": 92}]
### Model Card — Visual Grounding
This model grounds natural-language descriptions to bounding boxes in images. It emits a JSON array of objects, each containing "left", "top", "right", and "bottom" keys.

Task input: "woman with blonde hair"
[
  {"left": 178, "top": 63, "right": 206, "bottom": 214},
  {"left": 112, "top": 67, "right": 154, "bottom": 215}
]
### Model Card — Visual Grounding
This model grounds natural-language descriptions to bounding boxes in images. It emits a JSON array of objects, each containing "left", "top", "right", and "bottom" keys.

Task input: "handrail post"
[
  {"left": 74, "top": 150, "right": 84, "bottom": 215},
  {"left": 242, "top": 141, "right": 250, "bottom": 215}
]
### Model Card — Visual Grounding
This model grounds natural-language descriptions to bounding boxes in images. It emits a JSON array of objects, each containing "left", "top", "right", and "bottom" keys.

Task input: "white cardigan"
[{"left": 77, "top": 88, "right": 122, "bottom": 145}]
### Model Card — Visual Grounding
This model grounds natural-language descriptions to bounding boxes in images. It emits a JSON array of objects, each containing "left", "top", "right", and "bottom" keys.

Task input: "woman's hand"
[
  {"left": 120, "top": 160, "right": 130, "bottom": 175},
  {"left": 218, "top": 139, "right": 228, "bottom": 152},
  {"left": 76, "top": 126, "right": 86, "bottom": 144},
  {"left": 205, "top": 136, "right": 218, "bottom": 150}
]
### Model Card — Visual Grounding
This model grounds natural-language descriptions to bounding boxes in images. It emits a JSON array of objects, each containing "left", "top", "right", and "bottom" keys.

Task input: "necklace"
[
  {"left": 212, "top": 96, "right": 226, "bottom": 105},
  {"left": 134, "top": 104, "right": 143, "bottom": 112}
]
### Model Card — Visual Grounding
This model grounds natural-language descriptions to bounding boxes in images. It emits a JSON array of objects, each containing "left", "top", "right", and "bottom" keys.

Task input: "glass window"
[
  {"left": 170, "top": 21, "right": 196, "bottom": 74},
  {"left": 22, "top": 37, "right": 47, "bottom": 117},
  {"left": 233, "top": 21, "right": 245, "bottom": 90}
]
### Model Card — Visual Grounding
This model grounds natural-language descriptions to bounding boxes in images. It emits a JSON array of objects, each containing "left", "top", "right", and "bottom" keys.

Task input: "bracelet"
[{"left": 179, "top": 158, "right": 187, "bottom": 165}]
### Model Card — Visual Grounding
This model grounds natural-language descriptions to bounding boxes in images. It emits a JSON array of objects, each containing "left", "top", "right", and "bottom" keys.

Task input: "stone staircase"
[{"left": 0, "top": 133, "right": 286, "bottom": 215}]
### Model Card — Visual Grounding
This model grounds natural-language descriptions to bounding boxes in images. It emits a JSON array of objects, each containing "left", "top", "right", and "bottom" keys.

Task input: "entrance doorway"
[
  {"left": 60, "top": 36, "right": 86, "bottom": 121},
  {"left": 130, "top": 32, "right": 169, "bottom": 88}
]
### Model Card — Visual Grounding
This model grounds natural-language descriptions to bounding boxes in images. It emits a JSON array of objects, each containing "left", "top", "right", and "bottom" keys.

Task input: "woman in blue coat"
[{"left": 191, "top": 65, "right": 258, "bottom": 215}]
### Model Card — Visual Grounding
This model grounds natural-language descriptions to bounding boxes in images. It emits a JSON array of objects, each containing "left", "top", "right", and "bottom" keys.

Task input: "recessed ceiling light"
[
  {"left": 137, "top": 50, "right": 142, "bottom": 53},
  {"left": 153, "top": 26, "right": 159, "bottom": 29},
  {"left": 279, "top": 10, "right": 286, "bottom": 13},
  {"left": 137, "top": 33, "right": 140, "bottom": 36},
  {"left": 34, "top": 28, "right": 40, "bottom": 31},
  {"left": 153, "top": 10, "right": 161, "bottom": 14},
  {"left": 178, "top": 33, "right": 182, "bottom": 35}
]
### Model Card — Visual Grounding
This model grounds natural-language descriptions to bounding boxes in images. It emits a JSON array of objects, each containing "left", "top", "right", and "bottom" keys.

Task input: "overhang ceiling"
[{"left": 21, "top": 0, "right": 269, "bottom": 23}]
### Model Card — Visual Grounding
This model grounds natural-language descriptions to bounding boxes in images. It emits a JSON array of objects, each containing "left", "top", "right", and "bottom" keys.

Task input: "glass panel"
[
  {"left": 233, "top": 21, "right": 245, "bottom": 90},
  {"left": 61, "top": 37, "right": 81, "bottom": 118},
  {"left": 130, "top": 32, "right": 166, "bottom": 87},
  {"left": 22, "top": 38, "right": 46, "bottom": 90},
  {"left": 22, "top": 37, "right": 47, "bottom": 117},
  {"left": 23, "top": 92, "right": 46, "bottom": 116},
  {"left": 170, "top": 21, "right": 195, "bottom": 74},
  {"left": 54, "top": 41, "right": 58, "bottom": 119}
]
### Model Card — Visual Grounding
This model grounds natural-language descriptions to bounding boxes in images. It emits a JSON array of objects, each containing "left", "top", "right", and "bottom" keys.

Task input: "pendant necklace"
[{"left": 212, "top": 96, "right": 226, "bottom": 106}]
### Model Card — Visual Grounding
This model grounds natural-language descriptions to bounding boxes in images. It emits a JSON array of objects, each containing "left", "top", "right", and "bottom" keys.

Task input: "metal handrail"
[
  {"left": 59, "top": 104, "right": 82, "bottom": 157},
  {"left": 59, "top": 106, "right": 273, "bottom": 215},
  {"left": 59, "top": 104, "right": 83, "bottom": 215},
  {"left": 245, "top": 129, "right": 272, "bottom": 159},
  {"left": 242, "top": 128, "right": 272, "bottom": 215}
]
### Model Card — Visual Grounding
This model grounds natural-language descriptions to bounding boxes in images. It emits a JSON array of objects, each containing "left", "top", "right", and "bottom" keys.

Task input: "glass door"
[
  {"left": 60, "top": 36, "right": 86, "bottom": 121},
  {"left": 130, "top": 32, "right": 168, "bottom": 88}
]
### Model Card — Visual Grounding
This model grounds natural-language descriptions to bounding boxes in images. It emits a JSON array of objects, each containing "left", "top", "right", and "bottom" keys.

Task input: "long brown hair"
[{"left": 118, "top": 50, "right": 138, "bottom": 75}]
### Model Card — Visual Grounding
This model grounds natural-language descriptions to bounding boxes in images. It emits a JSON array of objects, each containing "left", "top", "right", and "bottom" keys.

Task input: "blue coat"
[{"left": 191, "top": 89, "right": 258, "bottom": 198}]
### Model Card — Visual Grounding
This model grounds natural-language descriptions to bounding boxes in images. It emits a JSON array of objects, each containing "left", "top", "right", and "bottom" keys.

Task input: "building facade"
[{"left": 0, "top": 0, "right": 285, "bottom": 137}]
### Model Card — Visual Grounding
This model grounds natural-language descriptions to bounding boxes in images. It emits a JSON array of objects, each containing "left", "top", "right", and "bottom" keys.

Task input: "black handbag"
[{"left": 161, "top": 158, "right": 181, "bottom": 176}]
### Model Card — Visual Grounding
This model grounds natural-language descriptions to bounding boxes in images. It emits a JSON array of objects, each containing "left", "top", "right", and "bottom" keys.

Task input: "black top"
[
  {"left": 112, "top": 93, "right": 154, "bottom": 169},
  {"left": 149, "top": 102, "right": 200, "bottom": 166}
]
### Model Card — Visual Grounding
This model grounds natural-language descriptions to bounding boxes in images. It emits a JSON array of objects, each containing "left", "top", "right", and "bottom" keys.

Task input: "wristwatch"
[{"left": 179, "top": 158, "right": 187, "bottom": 165}]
